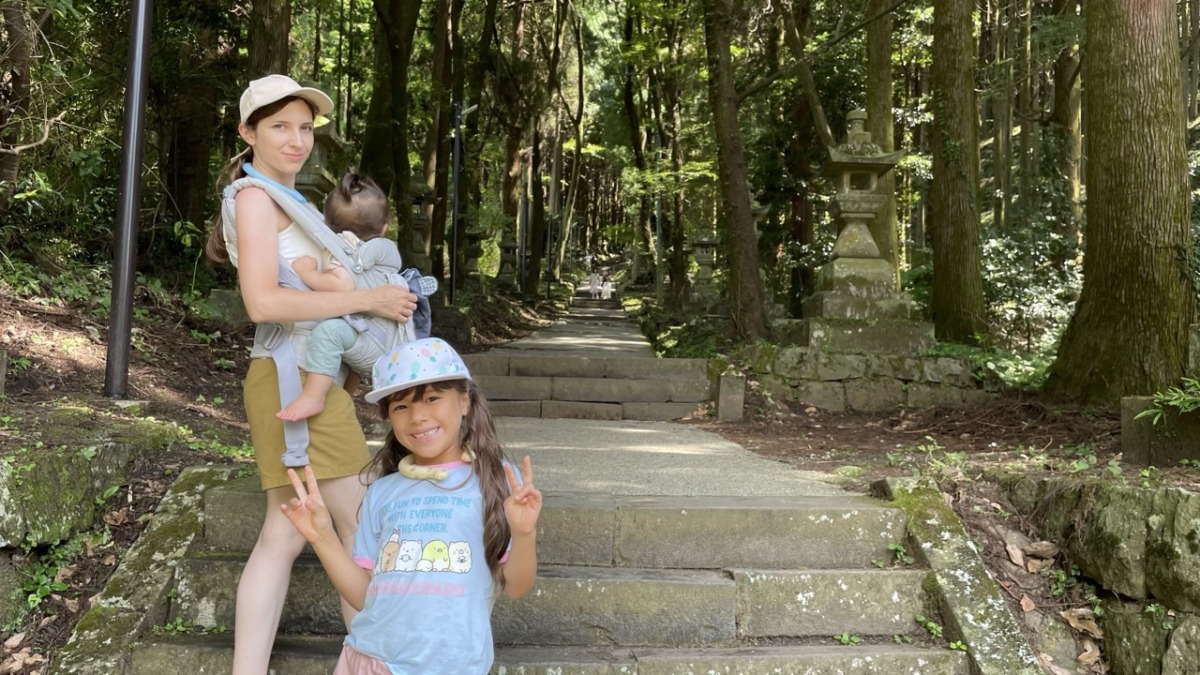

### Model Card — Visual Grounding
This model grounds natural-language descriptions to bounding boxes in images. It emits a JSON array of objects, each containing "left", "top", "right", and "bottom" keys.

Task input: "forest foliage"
[{"left": 1, "top": 0, "right": 1198, "bottom": 404}]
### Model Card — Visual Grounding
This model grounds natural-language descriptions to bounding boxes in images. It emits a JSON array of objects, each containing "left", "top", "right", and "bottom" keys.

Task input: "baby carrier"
[{"left": 221, "top": 175, "right": 437, "bottom": 462}]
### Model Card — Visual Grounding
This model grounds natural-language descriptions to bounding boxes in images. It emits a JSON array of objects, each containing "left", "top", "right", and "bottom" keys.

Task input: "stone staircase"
[
  {"left": 125, "top": 478, "right": 970, "bottom": 674},
  {"left": 53, "top": 283, "right": 1029, "bottom": 674},
  {"left": 465, "top": 290, "right": 712, "bottom": 422}
]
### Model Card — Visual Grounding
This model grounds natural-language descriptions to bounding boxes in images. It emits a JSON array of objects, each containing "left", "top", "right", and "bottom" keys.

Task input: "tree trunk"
[
  {"left": 523, "top": 127, "right": 546, "bottom": 293},
  {"left": 1043, "top": 0, "right": 1191, "bottom": 404},
  {"left": 992, "top": 0, "right": 1012, "bottom": 230},
  {"left": 500, "top": 1, "right": 528, "bottom": 231},
  {"left": 701, "top": 0, "right": 768, "bottom": 339},
  {"left": 866, "top": 0, "right": 898, "bottom": 288},
  {"left": 1046, "top": 0, "right": 1081, "bottom": 268},
  {"left": 249, "top": 0, "right": 291, "bottom": 76},
  {"left": 554, "top": 11, "right": 585, "bottom": 279},
  {"left": 621, "top": 5, "right": 653, "bottom": 276},
  {"left": 0, "top": 3, "right": 34, "bottom": 220},
  {"left": 929, "top": 0, "right": 990, "bottom": 343},
  {"left": 461, "top": 0, "right": 500, "bottom": 283},
  {"left": 365, "top": 0, "right": 422, "bottom": 239},
  {"left": 1014, "top": 0, "right": 1038, "bottom": 216},
  {"left": 422, "top": 0, "right": 452, "bottom": 279}
]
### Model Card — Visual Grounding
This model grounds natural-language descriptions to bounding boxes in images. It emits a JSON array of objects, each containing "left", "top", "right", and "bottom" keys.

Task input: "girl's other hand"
[
  {"left": 504, "top": 455, "right": 542, "bottom": 537},
  {"left": 281, "top": 466, "right": 335, "bottom": 544}
]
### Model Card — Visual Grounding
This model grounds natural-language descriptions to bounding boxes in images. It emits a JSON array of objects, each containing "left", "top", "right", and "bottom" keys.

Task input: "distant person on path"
[
  {"left": 588, "top": 269, "right": 601, "bottom": 299},
  {"left": 601, "top": 273, "right": 613, "bottom": 300},
  {"left": 281, "top": 338, "right": 542, "bottom": 675},
  {"left": 205, "top": 74, "right": 418, "bottom": 675},
  {"left": 276, "top": 168, "right": 415, "bottom": 423}
]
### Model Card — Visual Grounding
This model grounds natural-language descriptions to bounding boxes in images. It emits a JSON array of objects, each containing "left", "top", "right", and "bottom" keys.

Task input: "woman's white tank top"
[{"left": 224, "top": 218, "right": 336, "bottom": 373}]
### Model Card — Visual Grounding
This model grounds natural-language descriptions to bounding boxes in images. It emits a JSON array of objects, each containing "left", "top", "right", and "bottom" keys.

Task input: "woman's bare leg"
[
  {"left": 320, "top": 473, "right": 369, "bottom": 629},
  {"left": 232, "top": 486, "right": 308, "bottom": 675}
]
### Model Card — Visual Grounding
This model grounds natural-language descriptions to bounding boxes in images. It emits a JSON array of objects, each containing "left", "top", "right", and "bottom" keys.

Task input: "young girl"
[
  {"left": 276, "top": 168, "right": 407, "bottom": 423},
  {"left": 281, "top": 337, "right": 542, "bottom": 674}
]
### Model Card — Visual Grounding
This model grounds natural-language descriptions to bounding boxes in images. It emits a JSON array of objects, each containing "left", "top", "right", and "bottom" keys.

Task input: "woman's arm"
[{"left": 234, "top": 188, "right": 416, "bottom": 324}]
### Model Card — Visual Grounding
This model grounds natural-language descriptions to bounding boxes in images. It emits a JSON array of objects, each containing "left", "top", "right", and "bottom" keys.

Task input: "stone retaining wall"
[
  {"left": 991, "top": 472, "right": 1200, "bottom": 670},
  {"left": 743, "top": 343, "right": 991, "bottom": 411}
]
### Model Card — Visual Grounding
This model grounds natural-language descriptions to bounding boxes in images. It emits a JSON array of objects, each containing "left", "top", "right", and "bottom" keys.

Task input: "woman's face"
[{"left": 238, "top": 98, "right": 315, "bottom": 185}]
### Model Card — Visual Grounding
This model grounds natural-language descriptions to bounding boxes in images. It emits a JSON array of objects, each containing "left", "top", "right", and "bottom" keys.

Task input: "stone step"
[
  {"left": 489, "top": 399, "right": 699, "bottom": 420},
  {"left": 465, "top": 354, "right": 708, "bottom": 380},
  {"left": 474, "top": 375, "right": 710, "bottom": 404},
  {"left": 205, "top": 487, "right": 907, "bottom": 569},
  {"left": 130, "top": 637, "right": 970, "bottom": 674},
  {"left": 170, "top": 559, "right": 931, "bottom": 644}
]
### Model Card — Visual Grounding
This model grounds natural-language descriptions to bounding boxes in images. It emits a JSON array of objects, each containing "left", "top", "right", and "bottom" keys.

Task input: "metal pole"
[
  {"left": 449, "top": 103, "right": 462, "bottom": 306},
  {"left": 104, "top": 0, "right": 153, "bottom": 398},
  {"left": 448, "top": 103, "right": 477, "bottom": 306}
]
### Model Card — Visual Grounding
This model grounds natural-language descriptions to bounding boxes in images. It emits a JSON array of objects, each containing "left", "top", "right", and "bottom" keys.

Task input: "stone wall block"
[
  {"left": 793, "top": 381, "right": 846, "bottom": 412},
  {"left": 845, "top": 379, "right": 904, "bottom": 412},
  {"left": 772, "top": 347, "right": 816, "bottom": 383},
  {"left": 865, "top": 354, "right": 924, "bottom": 381},
  {"left": 1067, "top": 484, "right": 1151, "bottom": 600},
  {"left": 1164, "top": 615, "right": 1200, "bottom": 675},
  {"left": 905, "top": 383, "right": 965, "bottom": 408},
  {"left": 1099, "top": 600, "right": 1171, "bottom": 675},
  {"left": 922, "top": 356, "right": 974, "bottom": 387},
  {"left": 1146, "top": 489, "right": 1200, "bottom": 612},
  {"left": 813, "top": 353, "right": 867, "bottom": 381}
]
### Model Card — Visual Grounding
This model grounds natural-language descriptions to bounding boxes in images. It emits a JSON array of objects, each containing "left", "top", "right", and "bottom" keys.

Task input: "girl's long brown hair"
[
  {"left": 368, "top": 380, "right": 512, "bottom": 587},
  {"left": 205, "top": 95, "right": 319, "bottom": 264}
]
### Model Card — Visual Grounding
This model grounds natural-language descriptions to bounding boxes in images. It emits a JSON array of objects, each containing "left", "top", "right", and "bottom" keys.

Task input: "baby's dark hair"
[
  {"left": 323, "top": 168, "right": 390, "bottom": 241},
  {"left": 366, "top": 379, "right": 512, "bottom": 587}
]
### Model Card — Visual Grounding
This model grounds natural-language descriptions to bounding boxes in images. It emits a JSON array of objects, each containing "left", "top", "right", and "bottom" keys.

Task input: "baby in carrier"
[{"left": 277, "top": 168, "right": 434, "bottom": 422}]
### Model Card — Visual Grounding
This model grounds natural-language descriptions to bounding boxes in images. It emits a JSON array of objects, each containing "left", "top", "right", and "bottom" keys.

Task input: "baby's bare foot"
[{"left": 277, "top": 395, "right": 326, "bottom": 421}]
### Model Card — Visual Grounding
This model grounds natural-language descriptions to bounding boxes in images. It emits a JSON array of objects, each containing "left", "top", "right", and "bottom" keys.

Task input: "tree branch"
[
  {"left": 0, "top": 112, "right": 65, "bottom": 156},
  {"left": 736, "top": 0, "right": 915, "bottom": 105}
]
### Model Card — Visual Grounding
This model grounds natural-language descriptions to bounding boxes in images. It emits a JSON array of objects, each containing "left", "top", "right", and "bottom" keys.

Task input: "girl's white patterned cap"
[{"left": 364, "top": 337, "right": 472, "bottom": 404}]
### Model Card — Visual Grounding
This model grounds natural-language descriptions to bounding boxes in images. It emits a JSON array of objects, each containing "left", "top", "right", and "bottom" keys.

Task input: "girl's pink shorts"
[{"left": 332, "top": 645, "right": 392, "bottom": 675}]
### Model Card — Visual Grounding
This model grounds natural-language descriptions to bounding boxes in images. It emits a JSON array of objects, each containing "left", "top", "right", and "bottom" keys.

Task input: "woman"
[{"left": 205, "top": 74, "right": 418, "bottom": 675}]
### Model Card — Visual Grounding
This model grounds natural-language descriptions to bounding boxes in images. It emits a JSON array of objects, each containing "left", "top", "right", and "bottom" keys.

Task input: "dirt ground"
[{"left": 0, "top": 290, "right": 1188, "bottom": 673}]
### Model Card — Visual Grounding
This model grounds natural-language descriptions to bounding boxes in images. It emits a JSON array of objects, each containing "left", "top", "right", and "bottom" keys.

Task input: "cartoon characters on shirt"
[{"left": 375, "top": 531, "right": 471, "bottom": 574}]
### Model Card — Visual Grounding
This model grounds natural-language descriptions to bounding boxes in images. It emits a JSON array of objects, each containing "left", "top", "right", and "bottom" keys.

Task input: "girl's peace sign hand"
[
  {"left": 281, "top": 466, "right": 335, "bottom": 545},
  {"left": 503, "top": 455, "right": 542, "bottom": 537}
]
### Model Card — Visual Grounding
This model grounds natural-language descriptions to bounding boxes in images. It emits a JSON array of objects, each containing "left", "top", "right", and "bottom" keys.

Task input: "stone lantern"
[
  {"left": 406, "top": 183, "right": 433, "bottom": 271},
  {"left": 689, "top": 232, "right": 720, "bottom": 307},
  {"left": 495, "top": 232, "right": 519, "bottom": 290},
  {"left": 818, "top": 109, "right": 903, "bottom": 297},
  {"left": 692, "top": 233, "right": 718, "bottom": 282},
  {"left": 295, "top": 121, "right": 345, "bottom": 203}
]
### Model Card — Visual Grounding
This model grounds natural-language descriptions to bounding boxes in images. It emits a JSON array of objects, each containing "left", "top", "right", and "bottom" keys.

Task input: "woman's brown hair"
[{"left": 205, "top": 95, "right": 319, "bottom": 264}]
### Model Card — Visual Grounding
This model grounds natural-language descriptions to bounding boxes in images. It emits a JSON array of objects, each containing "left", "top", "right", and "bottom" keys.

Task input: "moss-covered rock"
[
  {"left": 1100, "top": 600, "right": 1169, "bottom": 675},
  {"left": 1146, "top": 488, "right": 1200, "bottom": 611},
  {"left": 52, "top": 466, "right": 235, "bottom": 675},
  {"left": 1068, "top": 483, "right": 1152, "bottom": 600},
  {"left": 875, "top": 477, "right": 1042, "bottom": 675},
  {"left": 1164, "top": 614, "right": 1200, "bottom": 675}
]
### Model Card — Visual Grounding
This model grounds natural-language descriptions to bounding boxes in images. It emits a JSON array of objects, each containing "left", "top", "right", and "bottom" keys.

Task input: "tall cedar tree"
[
  {"left": 1043, "top": 0, "right": 1192, "bottom": 404},
  {"left": 700, "top": 0, "right": 768, "bottom": 339},
  {"left": 929, "top": 0, "right": 990, "bottom": 343}
]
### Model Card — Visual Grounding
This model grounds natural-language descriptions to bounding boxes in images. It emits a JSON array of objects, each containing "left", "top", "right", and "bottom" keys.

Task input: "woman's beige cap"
[{"left": 239, "top": 74, "right": 334, "bottom": 123}]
